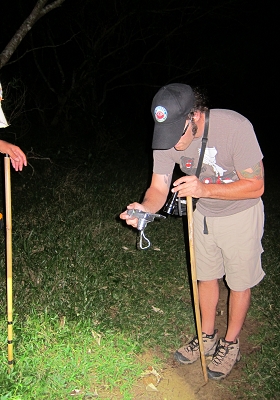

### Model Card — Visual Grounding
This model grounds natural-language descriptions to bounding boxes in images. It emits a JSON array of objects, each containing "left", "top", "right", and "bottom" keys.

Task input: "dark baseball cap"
[{"left": 151, "top": 83, "right": 195, "bottom": 149}]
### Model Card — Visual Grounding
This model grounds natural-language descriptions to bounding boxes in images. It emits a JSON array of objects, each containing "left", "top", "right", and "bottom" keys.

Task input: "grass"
[
  {"left": 0, "top": 149, "right": 193, "bottom": 399},
  {"left": 240, "top": 174, "right": 280, "bottom": 399},
  {"left": 0, "top": 144, "right": 279, "bottom": 399},
  {"left": 0, "top": 314, "right": 148, "bottom": 399}
]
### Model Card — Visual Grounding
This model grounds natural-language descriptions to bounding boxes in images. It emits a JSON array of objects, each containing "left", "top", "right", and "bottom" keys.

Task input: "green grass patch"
[
  {"left": 240, "top": 176, "right": 280, "bottom": 399},
  {"left": 0, "top": 313, "right": 147, "bottom": 399},
  {"left": 0, "top": 152, "right": 192, "bottom": 398}
]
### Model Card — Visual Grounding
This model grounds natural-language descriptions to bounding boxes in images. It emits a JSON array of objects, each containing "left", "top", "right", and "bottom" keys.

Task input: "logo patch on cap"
[{"left": 154, "top": 106, "right": 168, "bottom": 123}]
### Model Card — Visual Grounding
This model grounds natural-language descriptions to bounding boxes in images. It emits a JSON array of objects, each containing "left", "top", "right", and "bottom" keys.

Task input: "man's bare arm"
[
  {"left": 172, "top": 161, "right": 264, "bottom": 200},
  {"left": 120, "top": 173, "right": 172, "bottom": 227},
  {"left": 141, "top": 173, "right": 172, "bottom": 213}
]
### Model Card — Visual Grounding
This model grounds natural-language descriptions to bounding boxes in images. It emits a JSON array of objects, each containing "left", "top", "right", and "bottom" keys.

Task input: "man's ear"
[{"left": 192, "top": 111, "right": 201, "bottom": 122}]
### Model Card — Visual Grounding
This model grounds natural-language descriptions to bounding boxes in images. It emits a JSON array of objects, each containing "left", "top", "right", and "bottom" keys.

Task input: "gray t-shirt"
[{"left": 153, "top": 109, "right": 263, "bottom": 217}]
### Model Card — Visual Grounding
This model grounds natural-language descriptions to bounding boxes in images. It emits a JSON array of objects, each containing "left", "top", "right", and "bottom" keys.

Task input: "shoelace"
[
  {"left": 184, "top": 337, "right": 199, "bottom": 352},
  {"left": 212, "top": 344, "right": 229, "bottom": 365}
]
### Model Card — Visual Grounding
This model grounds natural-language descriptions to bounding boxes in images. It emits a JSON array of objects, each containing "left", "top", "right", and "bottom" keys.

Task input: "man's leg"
[
  {"left": 207, "top": 288, "right": 250, "bottom": 380},
  {"left": 199, "top": 282, "right": 251, "bottom": 340},
  {"left": 199, "top": 279, "right": 219, "bottom": 335},
  {"left": 225, "top": 288, "right": 251, "bottom": 342},
  {"left": 174, "top": 278, "right": 219, "bottom": 364}
]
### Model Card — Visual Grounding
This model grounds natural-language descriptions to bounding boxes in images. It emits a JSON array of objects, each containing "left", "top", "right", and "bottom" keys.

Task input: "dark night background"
[{"left": 0, "top": 0, "right": 277, "bottom": 169}]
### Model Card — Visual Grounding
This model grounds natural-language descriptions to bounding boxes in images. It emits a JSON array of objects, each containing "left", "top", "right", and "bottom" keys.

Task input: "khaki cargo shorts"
[{"left": 193, "top": 200, "right": 265, "bottom": 291}]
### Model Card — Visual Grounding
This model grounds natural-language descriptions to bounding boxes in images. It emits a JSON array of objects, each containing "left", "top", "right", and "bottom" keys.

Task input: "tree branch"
[{"left": 0, "top": 0, "right": 66, "bottom": 70}]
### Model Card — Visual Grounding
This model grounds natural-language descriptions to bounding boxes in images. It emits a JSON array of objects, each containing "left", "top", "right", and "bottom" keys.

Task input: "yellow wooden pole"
[
  {"left": 4, "top": 154, "right": 13, "bottom": 370},
  {"left": 186, "top": 196, "right": 208, "bottom": 383}
]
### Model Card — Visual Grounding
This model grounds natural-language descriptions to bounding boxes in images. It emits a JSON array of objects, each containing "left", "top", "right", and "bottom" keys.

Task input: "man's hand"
[
  {"left": 120, "top": 202, "right": 149, "bottom": 229},
  {"left": 0, "top": 140, "right": 27, "bottom": 171},
  {"left": 172, "top": 175, "right": 205, "bottom": 198}
]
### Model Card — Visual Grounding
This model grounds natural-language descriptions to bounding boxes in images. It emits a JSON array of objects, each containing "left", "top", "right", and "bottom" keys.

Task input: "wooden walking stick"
[
  {"left": 186, "top": 196, "right": 208, "bottom": 383},
  {"left": 4, "top": 154, "right": 14, "bottom": 370}
]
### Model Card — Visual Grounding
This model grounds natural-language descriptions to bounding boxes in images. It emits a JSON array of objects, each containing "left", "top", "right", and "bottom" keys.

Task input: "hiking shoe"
[
  {"left": 207, "top": 338, "right": 241, "bottom": 380},
  {"left": 174, "top": 329, "right": 218, "bottom": 364}
]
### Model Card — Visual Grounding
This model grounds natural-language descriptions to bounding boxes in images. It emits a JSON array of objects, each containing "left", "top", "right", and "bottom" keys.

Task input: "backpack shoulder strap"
[{"left": 195, "top": 109, "right": 210, "bottom": 178}]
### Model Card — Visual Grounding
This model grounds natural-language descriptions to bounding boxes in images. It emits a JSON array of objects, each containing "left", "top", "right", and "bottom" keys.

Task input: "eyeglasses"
[{"left": 182, "top": 121, "right": 190, "bottom": 136}]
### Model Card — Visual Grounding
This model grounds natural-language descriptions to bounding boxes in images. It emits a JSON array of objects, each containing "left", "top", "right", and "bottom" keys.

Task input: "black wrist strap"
[{"left": 195, "top": 109, "right": 209, "bottom": 179}]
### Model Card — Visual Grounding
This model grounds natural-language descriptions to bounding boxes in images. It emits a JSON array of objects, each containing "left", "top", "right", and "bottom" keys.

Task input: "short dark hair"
[{"left": 188, "top": 86, "right": 209, "bottom": 118}]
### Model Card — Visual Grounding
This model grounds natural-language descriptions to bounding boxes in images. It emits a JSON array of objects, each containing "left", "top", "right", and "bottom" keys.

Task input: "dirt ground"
[{"left": 129, "top": 279, "right": 258, "bottom": 400}]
